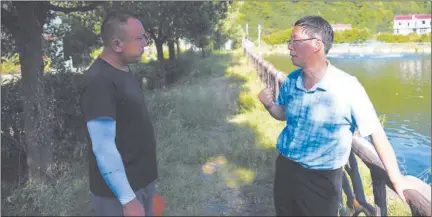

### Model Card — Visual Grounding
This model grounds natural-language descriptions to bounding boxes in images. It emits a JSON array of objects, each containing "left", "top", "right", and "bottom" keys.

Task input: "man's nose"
[{"left": 288, "top": 43, "right": 294, "bottom": 51}]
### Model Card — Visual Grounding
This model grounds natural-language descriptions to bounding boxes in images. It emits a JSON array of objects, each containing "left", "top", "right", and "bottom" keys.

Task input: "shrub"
[
  {"left": 131, "top": 50, "right": 199, "bottom": 89},
  {"left": 89, "top": 47, "right": 103, "bottom": 61},
  {"left": 1, "top": 72, "right": 88, "bottom": 187},
  {"left": 377, "top": 32, "right": 431, "bottom": 43},
  {"left": 334, "top": 28, "right": 373, "bottom": 43},
  {"left": 1, "top": 53, "right": 52, "bottom": 74},
  {"left": 262, "top": 28, "right": 292, "bottom": 45}
]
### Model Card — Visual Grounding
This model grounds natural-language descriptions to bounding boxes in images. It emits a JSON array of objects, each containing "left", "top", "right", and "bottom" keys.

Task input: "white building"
[{"left": 393, "top": 14, "right": 432, "bottom": 35}]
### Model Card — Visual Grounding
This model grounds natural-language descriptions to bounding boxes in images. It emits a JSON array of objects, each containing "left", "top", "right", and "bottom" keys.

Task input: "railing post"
[
  {"left": 371, "top": 166, "right": 388, "bottom": 216},
  {"left": 342, "top": 171, "right": 354, "bottom": 206},
  {"left": 348, "top": 153, "right": 369, "bottom": 205},
  {"left": 345, "top": 152, "right": 376, "bottom": 216}
]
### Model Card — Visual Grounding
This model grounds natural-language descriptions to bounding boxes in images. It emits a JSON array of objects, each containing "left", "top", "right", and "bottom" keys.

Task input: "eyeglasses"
[{"left": 287, "top": 38, "right": 323, "bottom": 46}]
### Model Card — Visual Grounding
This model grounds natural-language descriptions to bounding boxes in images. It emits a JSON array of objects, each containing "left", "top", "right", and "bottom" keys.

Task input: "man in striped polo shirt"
[{"left": 258, "top": 15, "right": 412, "bottom": 216}]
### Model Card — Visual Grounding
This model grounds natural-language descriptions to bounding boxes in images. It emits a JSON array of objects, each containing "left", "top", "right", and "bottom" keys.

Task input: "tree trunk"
[
  {"left": 175, "top": 39, "right": 180, "bottom": 58},
  {"left": 201, "top": 47, "right": 205, "bottom": 58},
  {"left": 154, "top": 39, "right": 166, "bottom": 86},
  {"left": 167, "top": 40, "right": 176, "bottom": 61},
  {"left": 112, "top": 1, "right": 122, "bottom": 9},
  {"left": 14, "top": 2, "right": 53, "bottom": 181},
  {"left": 155, "top": 39, "right": 164, "bottom": 62}
]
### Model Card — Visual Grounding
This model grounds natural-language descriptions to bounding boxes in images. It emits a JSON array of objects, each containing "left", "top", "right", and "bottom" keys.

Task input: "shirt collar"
[{"left": 296, "top": 60, "right": 334, "bottom": 92}]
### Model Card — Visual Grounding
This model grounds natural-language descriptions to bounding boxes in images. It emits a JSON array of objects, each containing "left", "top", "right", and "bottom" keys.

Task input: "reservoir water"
[{"left": 265, "top": 53, "right": 431, "bottom": 183}]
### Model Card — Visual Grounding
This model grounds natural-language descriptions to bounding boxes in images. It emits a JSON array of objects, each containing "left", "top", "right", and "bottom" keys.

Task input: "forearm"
[
  {"left": 265, "top": 103, "right": 286, "bottom": 121},
  {"left": 95, "top": 147, "right": 136, "bottom": 204},
  {"left": 87, "top": 118, "right": 136, "bottom": 205},
  {"left": 370, "top": 126, "right": 403, "bottom": 182}
]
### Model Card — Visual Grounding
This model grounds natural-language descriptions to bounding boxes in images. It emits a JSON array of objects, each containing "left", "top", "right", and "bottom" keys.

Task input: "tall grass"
[
  {"left": 1, "top": 48, "right": 417, "bottom": 216},
  {"left": 146, "top": 50, "right": 279, "bottom": 215},
  {"left": 2, "top": 49, "right": 275, "bottom": 216}
]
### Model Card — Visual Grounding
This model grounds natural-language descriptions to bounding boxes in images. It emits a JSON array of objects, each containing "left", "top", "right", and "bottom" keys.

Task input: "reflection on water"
[
  {"left": 265, "top": 53, "right": 431, "bottom": 183},
  {"left": 398, "top": 58, "right": 431, "bottom": 86}
]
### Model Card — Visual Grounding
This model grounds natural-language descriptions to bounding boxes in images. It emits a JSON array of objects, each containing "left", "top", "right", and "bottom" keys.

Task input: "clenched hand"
[
  {"left": 123, "top": 198, "right": 145, "bottom": 216},
  {"left": 258, "top": 88, "right": 274, "bottom": 108}
]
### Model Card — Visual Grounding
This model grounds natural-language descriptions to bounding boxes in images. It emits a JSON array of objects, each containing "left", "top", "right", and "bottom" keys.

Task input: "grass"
[
  {"left": 146, "top": 49, "right": 279, "bottom": 215},
  {"left": 2, "top": 49, "right": 278, "bottom": 216},
  {"left": 1, "top": 48, "right": 419, "bottom": 216}
]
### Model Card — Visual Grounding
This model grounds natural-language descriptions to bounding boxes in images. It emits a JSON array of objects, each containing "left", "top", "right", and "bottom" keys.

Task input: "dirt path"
[{"left": 146, "top": 53, "right": 277, "bottom": 215}]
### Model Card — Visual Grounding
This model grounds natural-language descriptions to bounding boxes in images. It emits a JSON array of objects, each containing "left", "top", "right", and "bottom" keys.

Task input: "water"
[{"left": 264, "top": 53, "right": 431, "bottom": 183}]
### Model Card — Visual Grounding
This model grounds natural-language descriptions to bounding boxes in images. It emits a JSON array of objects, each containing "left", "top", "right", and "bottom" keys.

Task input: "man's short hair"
[
  {"left": 100, "top": 11, "right": 139, "bottom": 46},
  {"left": 294, "top": 16, "right": 334, "bottom": 55}
]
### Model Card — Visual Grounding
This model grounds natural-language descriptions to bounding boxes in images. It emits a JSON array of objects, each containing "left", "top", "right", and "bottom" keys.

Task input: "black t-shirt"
[{"left": 80, "top": 57, "right": 158, "bottom": 197}]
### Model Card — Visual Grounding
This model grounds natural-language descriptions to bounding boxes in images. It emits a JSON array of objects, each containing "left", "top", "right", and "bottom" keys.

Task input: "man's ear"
[
  {"left": 111, "top": 39, "right": 123, "bottom": 53},
  {"left": 314, "top": 40, "right": 323, "bottom": 53}
]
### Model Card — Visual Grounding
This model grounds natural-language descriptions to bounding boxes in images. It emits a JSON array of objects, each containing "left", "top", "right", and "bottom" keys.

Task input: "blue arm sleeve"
[{"left": 87, "top": 117, "right": 136, "bottom": 205}]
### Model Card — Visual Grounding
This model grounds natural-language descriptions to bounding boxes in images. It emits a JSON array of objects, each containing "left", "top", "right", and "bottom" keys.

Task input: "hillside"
[{"left": 231, "top": 1, "right": 431, "bottom": 40}]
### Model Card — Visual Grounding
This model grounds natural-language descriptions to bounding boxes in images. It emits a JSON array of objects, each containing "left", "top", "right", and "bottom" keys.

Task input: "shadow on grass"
[
  {"left": 2, "top": 50, "right": 282, "bottom": 216},
  {"left": 146, "top": 50, "right": 283, "bottom": 215}
]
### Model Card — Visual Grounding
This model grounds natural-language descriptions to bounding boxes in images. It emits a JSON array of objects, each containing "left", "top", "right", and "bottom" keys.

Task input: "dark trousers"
[
  {"left": 90, "top": 181, "right": 155, "bottom": 216},
  {"left": 273, "top": 154, "right": 343, "bottom": 216}
]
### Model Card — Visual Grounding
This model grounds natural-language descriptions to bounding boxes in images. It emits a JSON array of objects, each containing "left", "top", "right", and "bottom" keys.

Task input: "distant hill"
[{"left": 231, "top": 1, "right": 431, "bottom": 40}]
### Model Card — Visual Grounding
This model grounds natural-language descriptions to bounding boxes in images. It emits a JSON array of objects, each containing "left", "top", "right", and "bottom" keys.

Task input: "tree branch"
[{"left": 47, "top": 2, "right": 104, "bottom": 13}]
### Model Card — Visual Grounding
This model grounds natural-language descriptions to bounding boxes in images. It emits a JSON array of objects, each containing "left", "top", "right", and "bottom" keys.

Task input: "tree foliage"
[
  {"left": 1, "top": 1, "right": 230, "bottom": 184},
  {"left": 377, "top": 32, "right": 431, "bottom": 43},
  {"left": 1, "top": 1, "right": 105, "bottom": 182},
  {"left": 334, "top": 29, "right": 373, "bottom": 43},
  {"left": 229, "top": 1, "right": 431, "bottom": 42}
]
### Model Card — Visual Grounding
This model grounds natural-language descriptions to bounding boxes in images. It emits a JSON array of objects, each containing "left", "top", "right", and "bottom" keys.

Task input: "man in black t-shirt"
[{"left": 80, "top": 11, "right": 157, "bottom": 216}]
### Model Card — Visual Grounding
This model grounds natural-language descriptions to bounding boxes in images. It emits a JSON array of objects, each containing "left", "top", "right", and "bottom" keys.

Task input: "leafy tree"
[
  {"left": 334, "top": 29, "right": 373, "bottom": 43},
  {"left": 183, "top": 1, "right": 229, "bottom": 57},
  {"left": 61, "top": 13, "right": 101, "bottom": 70},
  {"left": 1, "top": 1, "right": 105, "bottom": 181}
]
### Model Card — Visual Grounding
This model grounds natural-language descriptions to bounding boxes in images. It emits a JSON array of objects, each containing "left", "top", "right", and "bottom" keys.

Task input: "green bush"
[
  {"left": 377, "top": 32, "right": 431, "bottom": 43},
  {"left": 89, "top": 47, "right": 103, "bottom": 61},
  {"left": 256, "top": 26, "right": 430, "bottom": 45},
  {"left": 334, "top": 28, "right": 373, "bottom": 43},
  {"left": 1, "top": 53, "right": 52, "bottom": 74},
  {"left": 1, "top": 72, "right": 88, "bottom": 187},
  {"left": 419, "top": 33, "right": 431, "bottom": 42},
  {"left": 1, "top": 53, "right": 20, "bottom": 74},
  {"left": 262, "top": 28, "right": 292, "bottom": 45},
  {"left": 131, "top": 50, "right": 199, "bottom": 89}
]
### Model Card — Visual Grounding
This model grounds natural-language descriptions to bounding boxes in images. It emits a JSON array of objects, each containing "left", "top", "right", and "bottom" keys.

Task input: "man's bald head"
[
  {"left": 100, "top": 11, "right": 139, "bottom": 46},
  {"left": 100, "top": 11, "right": 147, "bottom": 64}
]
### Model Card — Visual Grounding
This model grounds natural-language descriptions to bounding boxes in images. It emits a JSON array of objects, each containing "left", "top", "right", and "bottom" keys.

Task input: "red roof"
[
  {"left": 415, "top": 14, "right": 432, "bottom": 19},
  {"left": 394, "top": 14, "right": 432, "bottom": 20}
]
